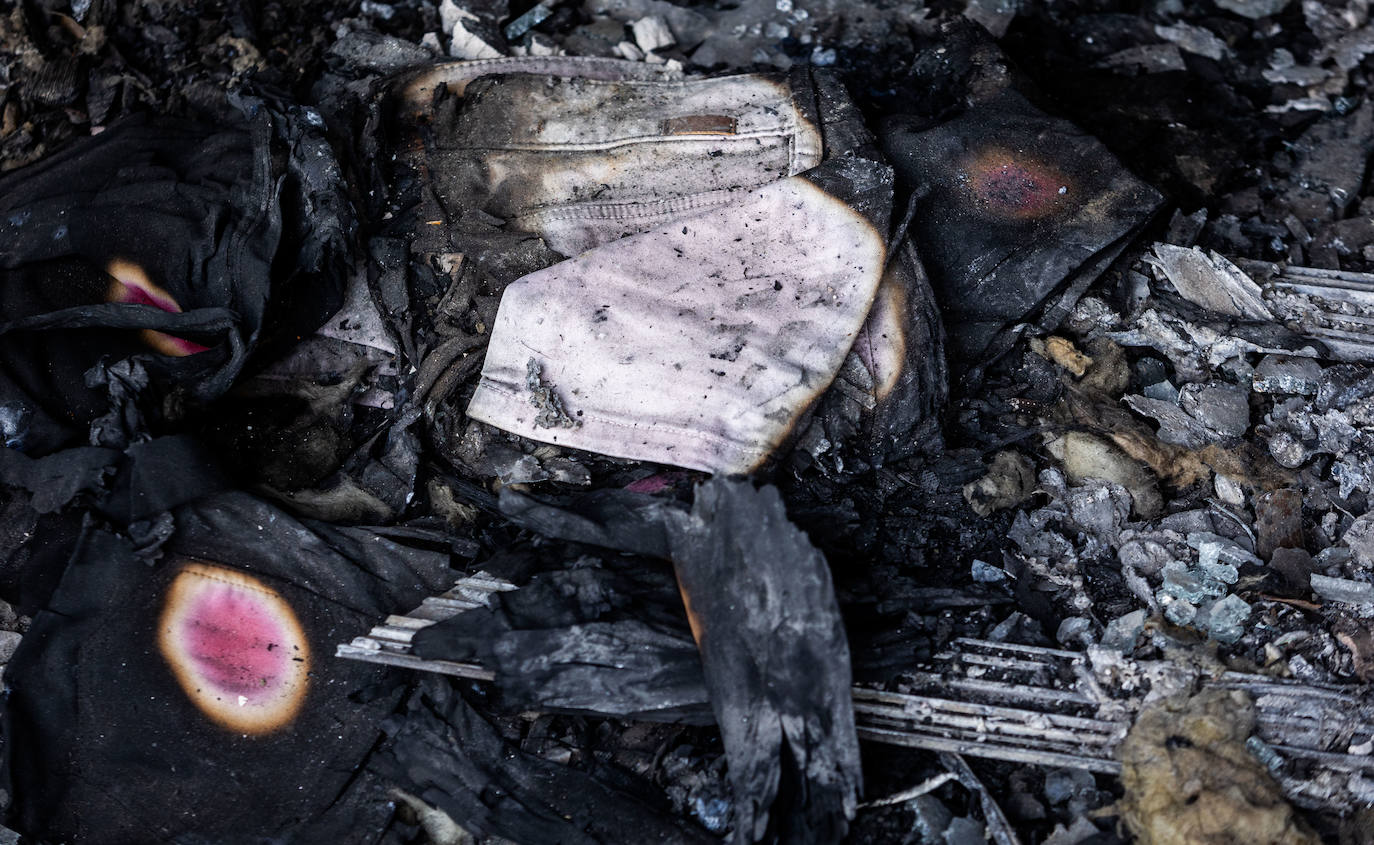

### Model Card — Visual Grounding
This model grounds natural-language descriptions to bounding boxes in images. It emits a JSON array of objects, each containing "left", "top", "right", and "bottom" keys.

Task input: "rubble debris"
[
  {"left": 1252, "top": 355, "right": 1322, "bottom": 396},
  {"left": 1100, "top": 609, "right": 1147, "bottom": 653},
  {"left": 1153, "top": 22, "right": 1229, "bottom": 62},
  {"left": 6, "top": 0, "right": 1374, "bottom": 841},
  {"left": 1118, "top": 688, "right": 1320, "bottom": 845},
  {"left": 1214, "top": 0, "right": 1291, "bottom": 19},
  {"left": 1310, "top": 573, "right": 1374, "bottom": 606},
  {"left": 346, "top": 620, "right": 1374, "bottom": 815},
  {"left": 504, "top": 2, "right": 555, "bottom": 42},
  {"left": 937, "top": 752, "right": 1022, "bottom": 845},
  {"left": 1049, "top": 432, "right": 1163, "bottom": 518},
  {"left": 379, "top": 678, "right": 716, "bottom": 845},
  {"left": 631, "top": 16, "right": 676, "bottom": 53},
  {"left": 963, "top": 0, "right": 1022, "bottom": 39},
  {"left": 1255, "top": 488, "right": 1304, "bottom": 562},
  {"left": 1243, "top": 263, "right": 1374, "bottom": 362},
  {"left": 1146, "top": 245, "right": 1272, "bottom": 320},
  {"left": 1281, "top": 99, "right": 1374, "bottom": 221}
]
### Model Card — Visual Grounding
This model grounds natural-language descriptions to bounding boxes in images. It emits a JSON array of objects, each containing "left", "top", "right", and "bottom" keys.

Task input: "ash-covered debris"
[{"left": 3, "top": 0, "right": 1374, "bottom": 843}]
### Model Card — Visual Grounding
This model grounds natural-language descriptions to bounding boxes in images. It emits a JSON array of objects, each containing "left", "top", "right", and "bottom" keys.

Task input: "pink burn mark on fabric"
[
  {"left": 962, "top": 148, "right": 1069, "bottom": 220},
  {"left": 625, "top": 472, "right": 686, "bottom": 494},
  {"left": 111, "top": 276, "right": 180, "bottom": 313},
  {"left": 158, "top": 562, "right": 311, "bottom": 734},
  {"left": 181, "top": 585, "right": 290, "bottom": 698},
  {"left": 105, "top": 258, "right": 211, "bottom": 356}
]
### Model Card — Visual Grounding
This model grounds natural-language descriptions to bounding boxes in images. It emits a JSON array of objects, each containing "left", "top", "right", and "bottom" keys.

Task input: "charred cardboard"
[
  {"left": 2, "top": 491, "right": 451, "bottom": 843},
  {"left": 0, "top": 100, "right": 351, "bottom": 457}
]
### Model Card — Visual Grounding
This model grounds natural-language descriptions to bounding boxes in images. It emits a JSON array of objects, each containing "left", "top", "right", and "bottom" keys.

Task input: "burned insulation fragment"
[
  {"left": 2, "top": 492, "right": 451, "bottom": 844},
  {"left": 667, "top": 478, "right": 861, "bottom": 844},
  {"left": 1118, "top": 688, "right": 1320, "bottom": 845},
  {"left": 880, "top": 87, "right": 1163, "bottom": 367}
]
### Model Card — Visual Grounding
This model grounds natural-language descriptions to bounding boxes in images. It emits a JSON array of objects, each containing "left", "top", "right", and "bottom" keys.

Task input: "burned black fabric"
[
  {"left": 2, "top": 492, "right": 451, "bottom": 844},
  {"left": 880, "top": 87, "right": 1163, "bottom": 366},
  {"left": 378, "top": 679, "right": 716, "bottom": 845},
  {"left": 414, "top": 556, "right": 713, "bottom": 722},
  {"left": 0, "top": 102, "right": 351, "bottom": 456},
  {"left": 497, "top": 486, "right": 691, "bottom": 559},
  {"left": 0, "top": 116, "right": 271, "bottom": 454},
  {"left": 667, "top": 479, "right": 861, "bottom": 845}
]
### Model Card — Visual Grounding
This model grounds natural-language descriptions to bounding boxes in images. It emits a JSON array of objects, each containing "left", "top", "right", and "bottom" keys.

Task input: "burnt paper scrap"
[
  {"left": 2, "top": 491, "right": 451, "bottom": 844},
  {"left": 0, "top": 103, "right": 351, "bottom": 457},
  {"left": 881, "top": 86, "right": 1163, "bottom": 368}
]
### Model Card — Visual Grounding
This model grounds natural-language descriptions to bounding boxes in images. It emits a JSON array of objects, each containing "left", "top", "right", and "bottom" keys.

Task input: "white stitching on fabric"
[{"left": 448, "top": 124, "right": 799, "bottom": 153}]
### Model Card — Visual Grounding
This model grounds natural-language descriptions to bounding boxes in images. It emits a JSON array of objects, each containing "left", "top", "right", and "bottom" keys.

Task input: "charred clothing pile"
[{"left": 1, "top": 2, "right": 1374, "bottom": 844}]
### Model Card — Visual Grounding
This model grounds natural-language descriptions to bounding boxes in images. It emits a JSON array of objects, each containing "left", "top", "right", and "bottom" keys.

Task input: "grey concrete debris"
[
  {"left": 1146, "top": 244, "right": 1271, "bottom": 320},
  {"left": 1215, "top": 0, "right": 1291, "bottom": 19},
  {"left": 1179, "top": 381, "right": 1251, "bottom": 438},
  {"left": 631, "top": 16, "right": 675, "bottom": 52},
  {"left": 963, "top": 0, "right": 1022, "bottom": 38},
  {"left": 0, "top": 629, "right": 22, "bottom": 663},
  {"left": 1096, "top": 44, "right": 1187, "bottom": 74},
  {"left": 1100, "top": 610, "right": 1147, "bottom": 653},
  {"left": 1253, "top": 355, "right": 1322, "bottom": 395},
  {"left": 1154, "top": 22, "right": 1230, "bottom": 61},
  {"left": 1124, "top": 393, "right": 1218, "bottom": 448},
  {"left": 1310, "top": 573, "right": 1374, "bottom": 606}
]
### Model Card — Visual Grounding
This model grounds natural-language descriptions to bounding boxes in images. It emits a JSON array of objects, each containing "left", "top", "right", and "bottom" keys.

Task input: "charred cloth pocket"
[
  {"left": 411, "top": 63, "right": 823, "bottom": 236},
  {"left": 880, "top": 87, "right": 1164, "bottom": 367},
  {"left": 0, "top": 105, "right": 350, "bottom": 456},
  {"left": 388, "top": 59, "right": 944, "bottom": 473},
  {"left": 465, "top": 159, "right": 890, "bottom": 474}
]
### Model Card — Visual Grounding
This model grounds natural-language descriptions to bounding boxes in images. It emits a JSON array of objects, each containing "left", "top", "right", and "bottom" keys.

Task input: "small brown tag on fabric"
[{"left": 661, "top": 114, "right": 738, "bottom": 135}]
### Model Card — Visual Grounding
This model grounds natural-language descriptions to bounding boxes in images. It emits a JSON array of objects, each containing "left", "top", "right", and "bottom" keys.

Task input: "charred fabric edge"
[
  {"left": 668, "top": 478, "right": 861, "bottom": 845},
  {"left": 476, "top": 481, "right": 863, "bottom": 842},
  {"left": 411, "top": 556, "right": 715, "bottom": 722},
  {"left": 496, "top": 485, "right": 689, "bottom": 559},
  {"left": 378, "top": 678, "right": 716, "bottom": 845}
]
